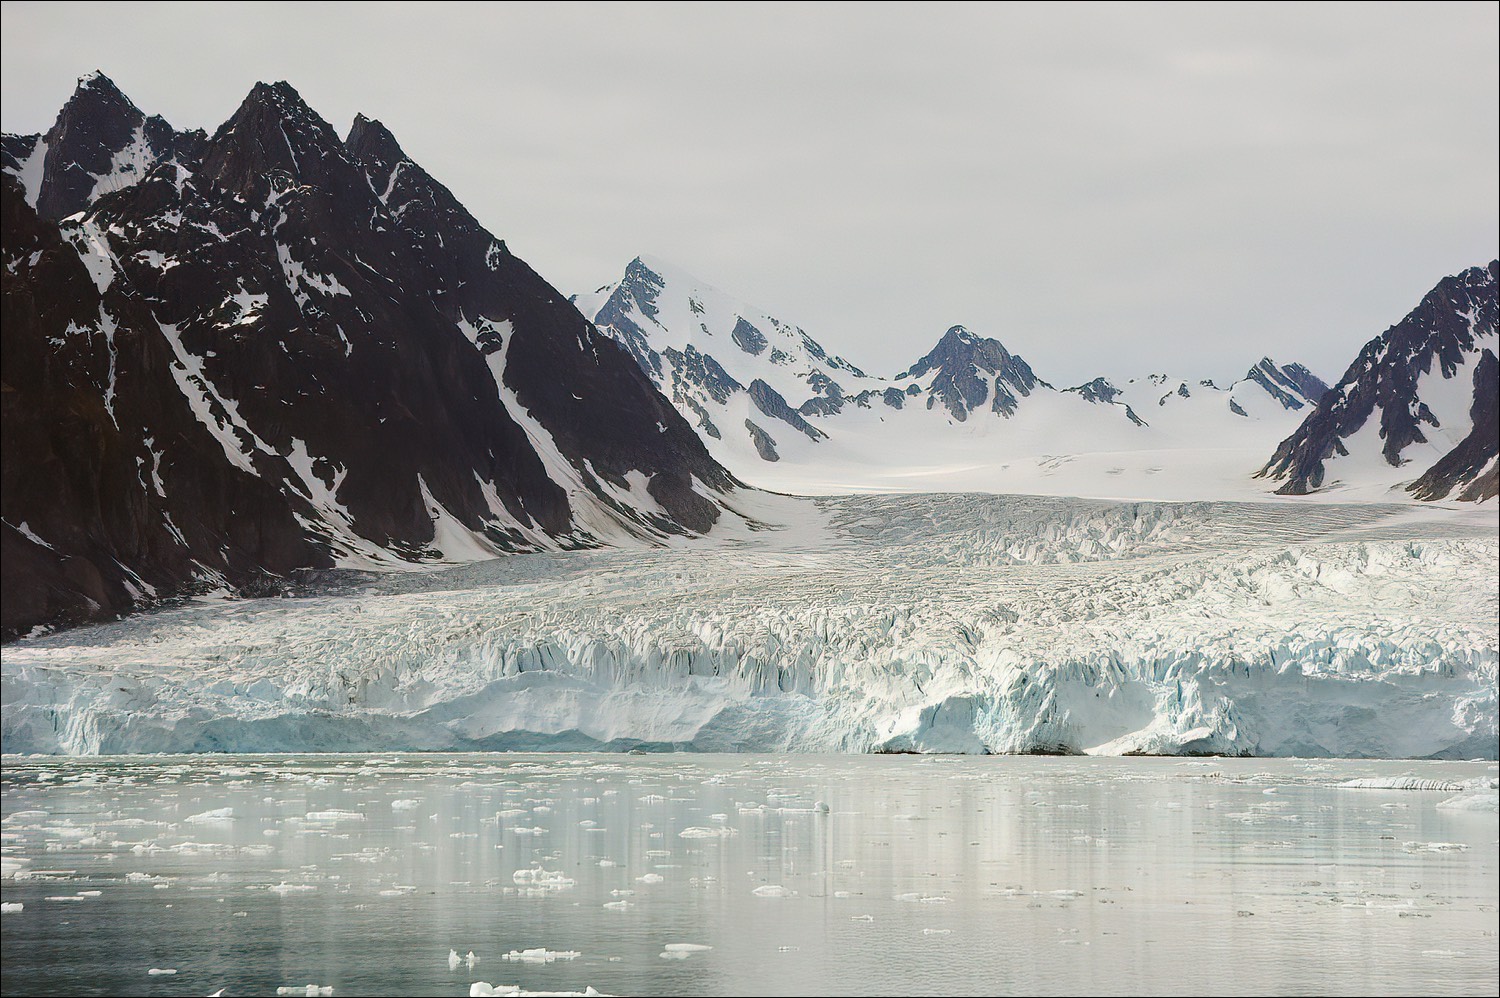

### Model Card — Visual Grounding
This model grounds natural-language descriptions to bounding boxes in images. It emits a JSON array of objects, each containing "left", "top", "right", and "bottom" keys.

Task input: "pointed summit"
[
  {"left": 897, "top": 324, "right": 1042, "bottom": 419},
  {"left": 345, "top": 113, "right": 405, "bottom": 167},
  {"left": 32, "top": 70, "right": 172, "bottom": 219},
  {"left": 200, "top": 80, "right": 349, "bottom": 199}
]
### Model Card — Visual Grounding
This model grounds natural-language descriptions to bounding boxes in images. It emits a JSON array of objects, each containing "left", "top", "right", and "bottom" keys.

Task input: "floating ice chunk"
[
  {"left": 147, "top": 968, "right": 177, "bottom": 975},
  {"left": 184, "top": 807, "right": 234, "bottom": 824},
  {"left": 636, "top": 874, "right": 664, "bottom": 885},
  {"left": 752, "top": 885, "right": 794, "bottom": 898},
  {"left": 502, "top": 948, "right": 580, "bottom": 963},
  {"left": 304, "top": 811, "right": 365, "bottom": 822},
  {"left": 468, "top": 952, "right": 480, "bottom": 970},
  {"left": 471, "top": 985, "right": 613, "bottom": 997},
  {"left": 814, "top": 801, "right": 830, "bottom": 814},
  {"left": 450, "top": 949, "right": 462, "bottom": 971},
  {"left": 269, "top": 882, "right": 317, "bottom": 894},
  {"left": 276, "top": 988, "right": 333, "bottom": 997},
  {"left": 1436, "top": 793, "right": 1498, "bottom": 812},
  {"left": 678, "top": 827, "right": 736, "bottom": 839},
  {"left": 0, "top": 903, "right": 22, "bottom": 914},
  {"left": 923, "top": 928, "right": 952, "bottom": 935},
  {"left": 391, "top": 800, "right": 421, "bottom": 811},
  {"left": 1339, "top": 778, "right": 1465, "bottom": 791},
  {"left": 659, "top": 943, "right": 711, "bottom": 960},
  {"left": 512, "top": 868, "right": 574, "bottom": 890},
  {"left": 602, "top": 900, "right": 633, "bottom": 910},
  {"left": 1403, "top": 841, "right": 1468, "bottom": 852}
]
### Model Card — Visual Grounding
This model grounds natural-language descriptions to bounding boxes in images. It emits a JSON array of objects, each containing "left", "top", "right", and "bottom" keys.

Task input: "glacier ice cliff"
[{"left": 2, "top": 493, "right": 1495, "bottom": 758}]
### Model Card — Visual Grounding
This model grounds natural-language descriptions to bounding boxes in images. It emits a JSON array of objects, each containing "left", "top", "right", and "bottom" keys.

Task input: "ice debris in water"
[
  {"left": 303, "top": 810, "right": 365, "bottom": 822},
  {"left": 1436, "top": 793, "right": 1498, "bottom": 812},
  {"left": 276, "top": 988, "right": 333, "bottom": 997},
  {"left": 1338, "top": 778, "right": 1465, "bottom": 791},
  {"left": 183, "top": 807, "right": 234, "bottom": 824},
  {"left": 471, "top": 986, "right": 612, "bottom": 997},
  {"left": 502, "top": 948, "right": 580, "bottom": 963},
  {"left": 752, "top": 885, "right": 794, "bottom": 897},
  {"left": 512, "top": 867, "right": 574, "bottom": 891},
  {"left": 660, "top": 943, "right": 712, "bottom": 960}
]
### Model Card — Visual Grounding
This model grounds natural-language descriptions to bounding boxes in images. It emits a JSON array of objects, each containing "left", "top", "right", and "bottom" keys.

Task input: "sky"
[{"left": 2, "top": 2, "right": 1496, "bottom": 385}]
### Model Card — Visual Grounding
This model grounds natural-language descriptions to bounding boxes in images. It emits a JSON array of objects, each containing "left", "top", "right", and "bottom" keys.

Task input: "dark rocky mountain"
[
  {"left": 1258, "top": 261, "right": 1498, "bottom": 501},
  {"left": 1, "top": 73, "right": 742, "bottom": 640},
  {"left": 2, "top": 72, "right": 198, "bottom": 222},
  {"left": 894, "top": 325, "right": 1045, "bottom": 420}
]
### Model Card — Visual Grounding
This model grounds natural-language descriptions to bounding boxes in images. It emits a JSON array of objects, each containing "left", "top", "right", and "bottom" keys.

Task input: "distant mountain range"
[
  {"left": 1, "top": 73, "right": 749, "bottom": 639},
  {"left": 578, "top": 256, "right": 1495, "bottom": 502},
  {"left": 575, "top": 256, "right": 1338, "bottom": 494}
]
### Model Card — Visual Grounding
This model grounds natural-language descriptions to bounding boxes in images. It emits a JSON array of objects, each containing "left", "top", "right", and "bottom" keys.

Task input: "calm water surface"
[{"left": 1, "top": 754, "right": 1496, "bottom": 997}]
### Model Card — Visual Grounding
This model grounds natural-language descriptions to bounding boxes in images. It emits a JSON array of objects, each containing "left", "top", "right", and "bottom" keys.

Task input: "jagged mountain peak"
[
  {"left": 17, "top": 70, "right": 176, "bottom": 219},
  {"left": 897, "top": 324, "right": 1043, "bottom": 419},
  {"left": 63, "top": 71, "right": 135, "bottom": 111},
  {"left": 200, "top": 81, "right": 351, "bottom": 199},
  {"left": 1260, "top": 260, "right": 1497, "bottom": 501},
  {"left": 345, "top": 113, "right": 403, "bottom": 161}
]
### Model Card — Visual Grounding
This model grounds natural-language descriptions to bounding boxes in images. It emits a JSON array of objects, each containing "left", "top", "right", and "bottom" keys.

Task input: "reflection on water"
[{"left": 1, "top": 754, "right": 1496, "bottom": 996}]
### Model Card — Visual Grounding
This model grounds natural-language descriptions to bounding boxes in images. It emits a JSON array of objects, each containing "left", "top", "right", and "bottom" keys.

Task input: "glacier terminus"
[{"left": 4, "top": 492, "right": 1494, "bottom": 758}]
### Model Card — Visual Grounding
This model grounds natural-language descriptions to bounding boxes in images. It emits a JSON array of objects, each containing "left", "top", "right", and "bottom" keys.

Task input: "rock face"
[
  {"left": 1, "top": 73, "right": 741, "bottom": 640},
  {"left": 1259, "top": 261, "right": 1498, "bottom": 501}
]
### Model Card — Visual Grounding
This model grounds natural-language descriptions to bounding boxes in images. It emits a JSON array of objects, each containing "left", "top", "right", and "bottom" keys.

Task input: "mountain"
[
  {"left": 1, "top": 74, "right": 745, "bottom": 640},
  {"left": 1259, "top": 261, "right": 1498, "bottom": 502},
  {"left": 579, "top": 256, "right": 1330, "bottom": 497}
]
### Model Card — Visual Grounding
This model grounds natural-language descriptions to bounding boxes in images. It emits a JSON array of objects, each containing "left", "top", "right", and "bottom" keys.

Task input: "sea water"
[{"left": 1, "top": 754, "right": 1495, "bottom": 996}]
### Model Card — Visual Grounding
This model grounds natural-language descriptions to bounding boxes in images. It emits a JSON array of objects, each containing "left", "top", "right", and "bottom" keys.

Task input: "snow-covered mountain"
[
  {"left": 1, "top": 74, "right": 748, "bottom": 640},
  {"left": 1260, "top": 261, "right": 1498, "bottom": 502},
  {"left": 579, "top": 256, "right": 1330, "bottom": 497}
]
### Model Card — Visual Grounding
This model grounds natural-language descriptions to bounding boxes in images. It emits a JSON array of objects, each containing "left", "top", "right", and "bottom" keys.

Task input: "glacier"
[{"left": 2, "top": 491, "right": 1495, "bottom": 758}]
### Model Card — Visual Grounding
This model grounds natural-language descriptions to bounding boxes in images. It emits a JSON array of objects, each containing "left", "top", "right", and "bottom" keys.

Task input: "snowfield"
[{"left": 2, "top": 492, "right": 1495, "bottom": 758}]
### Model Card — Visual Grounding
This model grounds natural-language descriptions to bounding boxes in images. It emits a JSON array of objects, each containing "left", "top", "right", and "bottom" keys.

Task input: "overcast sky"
[{"left": 3, "top": 2, "right": 1496, "bottom": 383}]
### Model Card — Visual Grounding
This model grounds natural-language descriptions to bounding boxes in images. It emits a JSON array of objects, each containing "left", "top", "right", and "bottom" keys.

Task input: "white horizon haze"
[{"left": 2, "top": 1, "right": 1495, "bottom": 385}]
